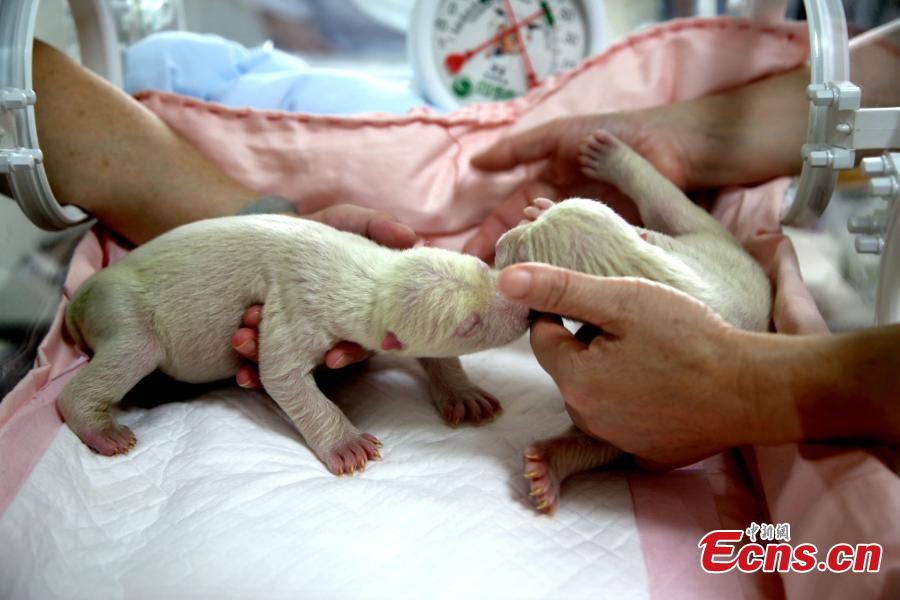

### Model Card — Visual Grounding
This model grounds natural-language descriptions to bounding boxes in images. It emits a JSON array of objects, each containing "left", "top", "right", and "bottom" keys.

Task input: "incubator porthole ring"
[{"left": 0, "top": 0, "right": 90, "bottom": 230}]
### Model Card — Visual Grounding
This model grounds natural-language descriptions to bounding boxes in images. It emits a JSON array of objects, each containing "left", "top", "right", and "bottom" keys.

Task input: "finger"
[
  {"left": 462, "top": 208, "right": 519, "bottom": 261},
  {"left": 367, "top": 217, "right": 419, "bottom": 249},
  {"left": 236, "top": 364, "right": 262, "bottom": 389},
  {"left": 324, "top": 342, "right": 371, "bottom": 369},
  {"left": 522, "top": 206, "right": 541, "bottom": 220},
  {"left": 471, "top": 122, "right": 561, "bottom": 171},
  {"left": 231, "top": 328, "right": 259, "bottom": 362},
  {"left": 312, "top": 205, "right": 418, "bottom": 248},
  {"left": 529, "top": 315, "right": 586, "bottom": 380},
  {"left": 462, "top": 182, "right": 557, "bottom": 260},
  {"left": 499, "top": 264, "right": 642, "bottom": 328},
  {"left": 241, "top": 305, "right": 263, "bottom": 328}
]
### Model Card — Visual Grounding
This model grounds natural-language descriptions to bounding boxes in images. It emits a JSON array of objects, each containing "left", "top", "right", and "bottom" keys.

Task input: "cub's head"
[
  {"left": 375, "top": 247, "right": 529, "bottom": 357},
  {"left": 495, "top": 197, "right": 644, "bottom": 272}
]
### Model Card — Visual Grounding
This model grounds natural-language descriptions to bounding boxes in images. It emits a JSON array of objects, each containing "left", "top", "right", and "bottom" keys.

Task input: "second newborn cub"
[{"left": 496, "top": 130, "right": 772, "bottom": 514}]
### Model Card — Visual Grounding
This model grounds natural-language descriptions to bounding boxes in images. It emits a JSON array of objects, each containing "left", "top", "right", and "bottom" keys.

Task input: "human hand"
[
  {"left": 497, "top": 263, "right": 797, "bottom": 469},
  {"left": 464, "top": 111, "right": 691, "bottom": 261},
  {"left": 233, "top": 204, "right": 419, "bottom": 388}
]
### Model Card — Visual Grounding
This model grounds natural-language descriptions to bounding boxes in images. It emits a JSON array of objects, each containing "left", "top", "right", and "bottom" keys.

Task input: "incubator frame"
[{"left": 0, "top": 0, "right": 182, "bottom": 231}]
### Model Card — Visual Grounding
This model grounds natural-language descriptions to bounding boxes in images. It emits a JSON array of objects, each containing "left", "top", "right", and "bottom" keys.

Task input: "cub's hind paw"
[
  {"left": 81, "top": 424, "right": 137, "bottom": 456},
  {"left": 523, "top": 445, "right": 561, "bottom": 515},
  {"left": 325, "top": 433, "right": 382, "bottom": 476},
  {"left": 438, "top": 388, "right": 502, "bottom": 426},
  {"left": 578, "top": 130, "right": 629, "bottom": 183}
]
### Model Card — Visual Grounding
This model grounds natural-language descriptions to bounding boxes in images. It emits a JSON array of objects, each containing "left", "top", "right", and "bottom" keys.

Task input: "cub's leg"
[
  {"left": 524, "top": 428, "right": 624, "bottom": 515},
  {"left": 257, "top": 315, "right": 381, "bottom": 475},
  {"left": 57, "top": 337, "right": 161, "bottom": 455},
  {"left": 418, "top": 357, "right": 501, "bottom": 426},
  {"left": 579, "top": 130, "right": 728, "bottom": 238}
]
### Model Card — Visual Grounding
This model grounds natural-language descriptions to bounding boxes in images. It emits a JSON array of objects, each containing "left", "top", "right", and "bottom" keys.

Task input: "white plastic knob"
[
  {"left": 856, "top": 235, "right": 884, "bottom": 255},
  {"left": 0, "top": 87, "right": 36, "bottom": 109},
  {"left": 869, "top": 177, "right": 898, "bottom": 197},
  {"left": 804, "top": 147, "right": 855, "bottom": 169},
  {"left": 848, "top": 214, "right": 880, "bottom": 234},
  {"left": 806, "top": 149, "right": 830, "bottom": 167},
  {"left": 807, "top": 83, "right": 835, "bottom": 106},
  {"left": 0, "top": 148, "right": 43, "bottom": 173},
  {"left": 861, "top": 156, "right": 889, "bottom": 176}
]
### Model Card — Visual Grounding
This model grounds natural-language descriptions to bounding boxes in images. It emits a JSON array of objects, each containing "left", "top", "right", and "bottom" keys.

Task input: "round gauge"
[{"left": 409, "top": 0, "right": 607, "bottom": 109}]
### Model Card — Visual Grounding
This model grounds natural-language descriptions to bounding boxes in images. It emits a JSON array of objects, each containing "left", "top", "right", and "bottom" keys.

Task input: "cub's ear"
[
  {"left": 381, "top": 331, "right": 404, "bottom": 351},
  {"left": 454, "top": 312, "right": 483, "bottom": 338}
]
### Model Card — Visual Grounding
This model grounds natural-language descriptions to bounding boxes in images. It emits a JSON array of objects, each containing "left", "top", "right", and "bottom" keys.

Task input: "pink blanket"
[{"left": 2, "top": 17, "right": 897, "bottom": 598}]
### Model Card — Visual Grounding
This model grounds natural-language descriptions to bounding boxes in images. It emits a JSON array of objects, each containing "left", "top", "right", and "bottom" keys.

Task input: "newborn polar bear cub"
[
  {"left": 495, "top": 130, "right": 772, "bottom": 514},
  {"left": 60, "top": 215, "right": 529, "bottom": 475}
]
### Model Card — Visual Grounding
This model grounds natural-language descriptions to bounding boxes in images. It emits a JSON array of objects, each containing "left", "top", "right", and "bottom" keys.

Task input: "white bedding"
[{"left": 0, "top": 337, "right": 648, "bottom": 599}]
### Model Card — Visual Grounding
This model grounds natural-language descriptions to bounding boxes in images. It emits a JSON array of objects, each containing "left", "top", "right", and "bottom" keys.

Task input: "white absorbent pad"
[{"left": 0, "top": 337, "right": 648, "bottom": 599}]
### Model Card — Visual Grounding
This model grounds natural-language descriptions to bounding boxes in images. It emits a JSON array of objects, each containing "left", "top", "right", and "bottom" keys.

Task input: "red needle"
[
  {"left": 443, "top": 8, "right": 545, "bottom": 75},
  {"left": 503, "top": 0, "right": 540, "bottom": 89}
]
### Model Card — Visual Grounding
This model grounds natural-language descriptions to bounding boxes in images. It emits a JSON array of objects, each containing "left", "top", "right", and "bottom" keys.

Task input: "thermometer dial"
[{"left": 409, "top": 0, "right": 607, "bottom": 109}]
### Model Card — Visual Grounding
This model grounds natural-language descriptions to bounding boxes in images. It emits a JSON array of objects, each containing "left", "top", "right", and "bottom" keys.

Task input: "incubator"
[{"left": 1, "top": 5, "right": 898, "bottom": 597}]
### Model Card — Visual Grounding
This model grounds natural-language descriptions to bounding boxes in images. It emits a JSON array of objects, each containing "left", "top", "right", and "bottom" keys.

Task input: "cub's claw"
[
  {"left": 325, "top": 433, "right": 382, "bottom": 476},
  {"left": 523, "top": 445, "right": 560, "bottom": 516}
]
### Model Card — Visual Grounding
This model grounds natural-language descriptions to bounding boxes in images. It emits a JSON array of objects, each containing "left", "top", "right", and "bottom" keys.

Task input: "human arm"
[
  {"left": 462, "top": 66, "right": 810, "bottom": 260},
  {"left": 498, "top": 263, "right": 900, "bottom": 468},
  {"left": 31, "top": 40, "right": 419, "bottom": 248},
  {"left": 31, "top": 40, "right": 259, "bottom": 243}
]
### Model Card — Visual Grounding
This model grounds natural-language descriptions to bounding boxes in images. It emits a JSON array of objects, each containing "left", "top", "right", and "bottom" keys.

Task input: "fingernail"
[
  {"left": 236, "top": 373, "right": 251, "bottom": 388},
  {"left": 501, "top": 268, "right": 532, "bottom": 299},
  {"left": 235, "top": 340, "right": 253, "bottom": 353},
  {"left": 331, "top": 353, "right": 350, "bottom": 369}
]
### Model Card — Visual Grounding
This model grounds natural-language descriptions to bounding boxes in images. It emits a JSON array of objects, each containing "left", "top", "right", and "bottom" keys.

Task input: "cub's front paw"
[
  {"left": 324, "top": 433, "right": 382, "bottom": 476},
  {"left": 435, "top": 387, "right": 502, "bottom": 427},
  {"left": 80, "top": 423, "right": 137, "bottom": 456}
]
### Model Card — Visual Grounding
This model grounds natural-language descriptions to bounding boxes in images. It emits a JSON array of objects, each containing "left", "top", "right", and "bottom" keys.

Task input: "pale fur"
[
  {"left": 60, "top": 215, "right": 529, "bottom": 474},
  {"left": 495, "top": 130, "right": 773, "bottom": 514}
]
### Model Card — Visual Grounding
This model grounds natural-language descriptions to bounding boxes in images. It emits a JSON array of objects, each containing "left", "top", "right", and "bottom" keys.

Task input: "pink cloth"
[{"left": 2, "top": 16, "right": 897, "bottom": 598}]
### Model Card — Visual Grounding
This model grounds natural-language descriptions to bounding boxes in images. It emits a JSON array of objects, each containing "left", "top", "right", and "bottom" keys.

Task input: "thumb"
[
  {"left": 499, "top": 264, "right": 643, "bottom": 328},
  {"left": 471, "top": 122, "right": 560, "bottom": 171},
  {"left": 529, "top": 314, "right": 586, "bottom": 381}
]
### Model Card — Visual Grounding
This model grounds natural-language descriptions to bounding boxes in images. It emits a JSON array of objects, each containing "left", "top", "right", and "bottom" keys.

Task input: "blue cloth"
[{"left": 125, "top": 32, "right": 432, "bottom": 115}]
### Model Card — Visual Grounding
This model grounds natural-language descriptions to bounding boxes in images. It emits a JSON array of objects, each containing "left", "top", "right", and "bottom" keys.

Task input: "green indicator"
[
  {"left": 475, "top": 80, "right": 517, "bottom": 101},
  {"left": 453, "top": 77, "right": 473, "bottom": 97},
  {"left": 541, "top": 1, "right": 554, "bottom": 26}
]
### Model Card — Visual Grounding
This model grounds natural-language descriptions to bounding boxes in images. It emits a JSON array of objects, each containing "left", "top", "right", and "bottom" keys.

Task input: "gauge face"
[{"left": 429, "top": 0, "right": 592, "bottom": 105}]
